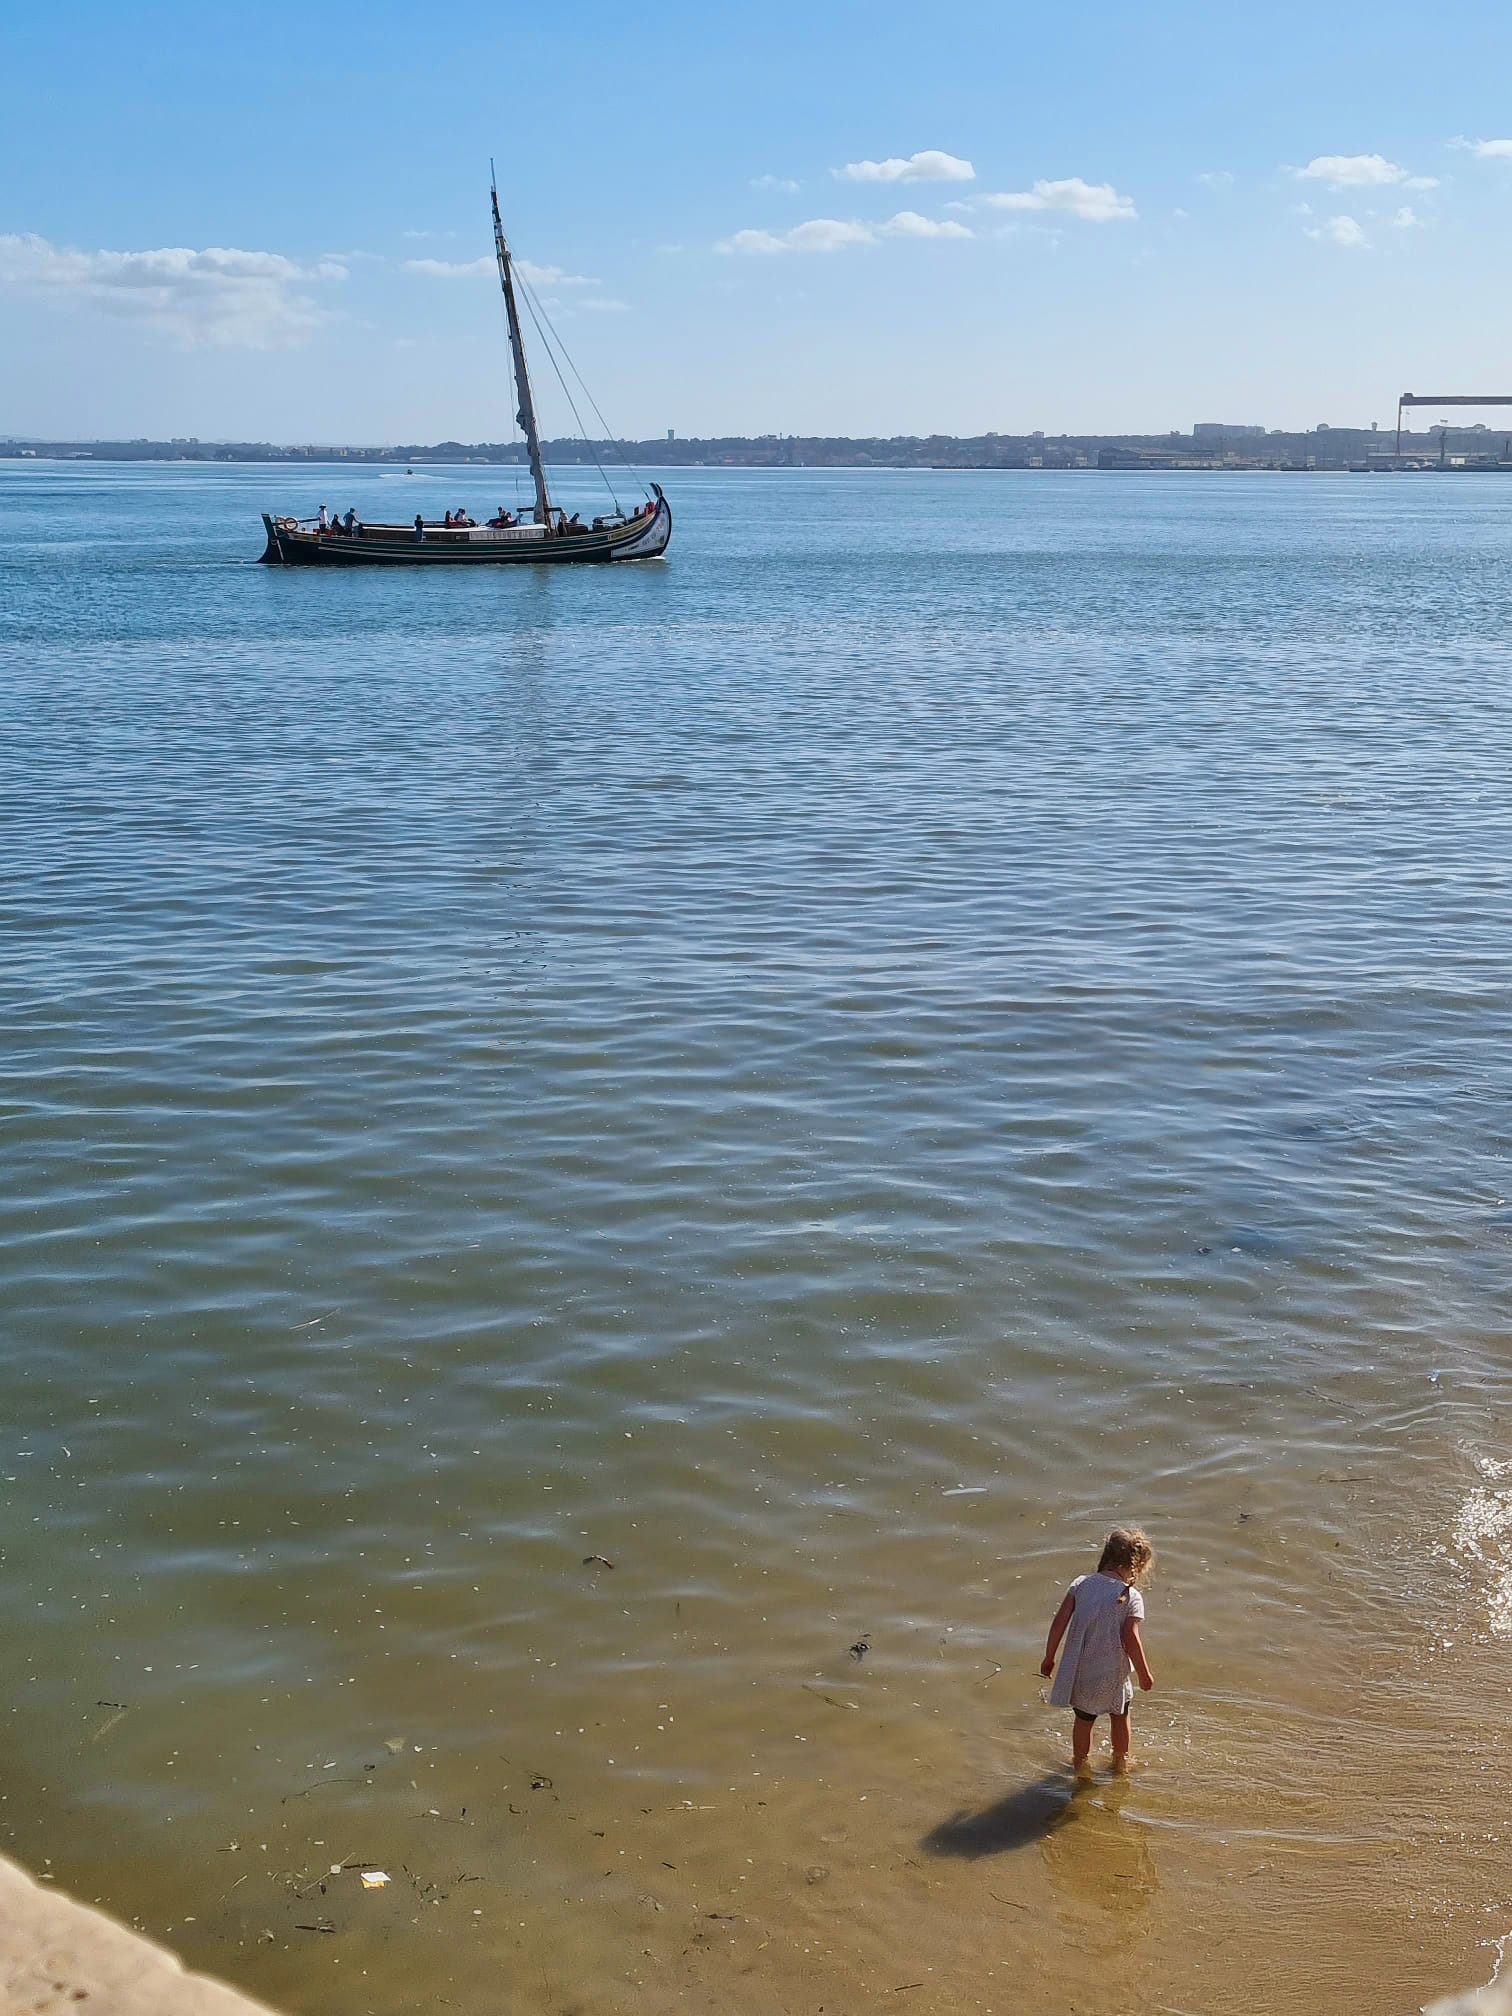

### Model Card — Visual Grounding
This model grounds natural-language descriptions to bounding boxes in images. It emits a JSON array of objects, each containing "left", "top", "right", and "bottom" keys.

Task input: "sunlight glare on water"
[{"left": 2, "top": 461, "right": 1512, "bottom": 2015}]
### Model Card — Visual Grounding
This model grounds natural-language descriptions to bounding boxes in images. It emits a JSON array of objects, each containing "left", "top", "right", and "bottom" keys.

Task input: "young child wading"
[{"left": 1040, "top": 1527, "right": 1155, "bottom": 1770}]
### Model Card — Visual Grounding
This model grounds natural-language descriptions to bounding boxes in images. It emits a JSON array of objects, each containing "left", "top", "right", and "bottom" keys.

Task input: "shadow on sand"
[{"left": 922, "top": 1770, "right": 1085, "bottom": 1859}]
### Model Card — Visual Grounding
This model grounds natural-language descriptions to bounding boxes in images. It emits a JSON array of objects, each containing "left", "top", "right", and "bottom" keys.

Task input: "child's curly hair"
[{"left": 1097, "top": 1527, "right": 1154, "bottom": 1582}]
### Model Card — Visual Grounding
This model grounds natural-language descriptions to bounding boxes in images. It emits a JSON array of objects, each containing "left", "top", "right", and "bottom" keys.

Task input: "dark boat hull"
[{"left": 258, "top": 488, "right": 671, "bottom": 566}]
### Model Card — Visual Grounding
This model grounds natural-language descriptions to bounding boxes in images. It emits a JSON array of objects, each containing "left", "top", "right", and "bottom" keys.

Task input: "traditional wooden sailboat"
[{"left": 258, "top": 178, "right": 671, "bottom": 567}]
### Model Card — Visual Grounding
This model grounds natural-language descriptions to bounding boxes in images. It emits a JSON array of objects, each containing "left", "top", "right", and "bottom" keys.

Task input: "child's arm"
[
  {"left": 1039, "top": 1590, "right": 1076, "bottom": 1677},
  {"left": 1122, "top": 1615, "right": 1154, "bottom": 1691}
]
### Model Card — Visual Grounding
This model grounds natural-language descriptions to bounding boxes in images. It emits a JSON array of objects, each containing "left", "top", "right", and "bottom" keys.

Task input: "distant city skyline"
[{"left": 6, "top": 1, "right": 1512, "bottom": 441}]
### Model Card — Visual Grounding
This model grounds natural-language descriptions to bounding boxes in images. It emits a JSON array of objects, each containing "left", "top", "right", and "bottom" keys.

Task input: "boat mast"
[{"left": 490, "top": 172, "right": 551, "bottom": 525}]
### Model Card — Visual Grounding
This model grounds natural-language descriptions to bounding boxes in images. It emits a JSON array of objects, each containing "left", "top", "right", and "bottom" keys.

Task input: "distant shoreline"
[
  {"left": 3, "top": 453, "right": 1501, "bottom": 476},
  {"left": 2, "top": 425, "right": 1502, "bottom": 474}
]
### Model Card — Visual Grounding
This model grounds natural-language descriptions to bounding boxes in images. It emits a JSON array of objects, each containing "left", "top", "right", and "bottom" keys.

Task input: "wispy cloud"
[
  {"left": 1460, "top": 137, "right": 1512, "bottom": 160},
  {"left": 579, "top": 296, "right": 630, "bottom": 312},
  {"left": 717, "top": 218, "right": 876, "bottom": 254},
  {"left": 404, "top": 255, "right": 493, "bottom": 278},
  {"left": 985, "top": 178, "right": 1136, "bottom": 222},
  {"left": 716, "top": 210, "right": 971, "bottom": 253},
  {"left": 403, "top": 254, "right": 599, "bottom": 287},
  {"left": 1196, "top": 169, "right": 1235, "bottom": 189},
  {"left": 0, "top": 231, "right": 345, "bottom": 347},
  {"left": 518, "top": 260, "right": 598, "bottom": 287},
  {"left": 751, "top": 174, "right": 800, "bottom": 194},
  {"left": 1305, "top": 213, "right": 1368, "bottom": 247},
  {"left": 1390, "top": 205, "right": 1422, "bottom": 229},
  {"left": 837, "top": 150, "right": 974, "bottom": 184},
  {"left": 881, "top": 210, "right": 972, "bottom": 239},
  {"left": 1294, "top": 153, "right": 1437, "bottom": 190}
]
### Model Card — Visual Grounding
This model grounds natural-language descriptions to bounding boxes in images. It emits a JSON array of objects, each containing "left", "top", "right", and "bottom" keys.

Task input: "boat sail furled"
[{"left": 259, "top": 177, "right": 671, "bottom": 567}]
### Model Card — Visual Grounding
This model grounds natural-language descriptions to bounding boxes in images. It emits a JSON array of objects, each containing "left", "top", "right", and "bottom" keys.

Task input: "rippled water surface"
[{"left": 4, "top": 461, "right": 1512, "bottom": 2015}]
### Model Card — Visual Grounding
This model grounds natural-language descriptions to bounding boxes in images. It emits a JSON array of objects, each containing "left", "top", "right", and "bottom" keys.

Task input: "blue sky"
[{"left": 5, "top": 0, "right": 1512, "bottom": 441}]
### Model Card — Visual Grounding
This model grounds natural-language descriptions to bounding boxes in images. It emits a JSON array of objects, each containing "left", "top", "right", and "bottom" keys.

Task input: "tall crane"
[{"left": 1396, "top": 392, "right": 1512, "bottom": 457}]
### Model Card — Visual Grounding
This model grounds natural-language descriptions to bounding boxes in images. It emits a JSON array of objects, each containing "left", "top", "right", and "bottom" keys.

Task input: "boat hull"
[{"left": 258, "top": 488, "right": 671, "bottom": 566}]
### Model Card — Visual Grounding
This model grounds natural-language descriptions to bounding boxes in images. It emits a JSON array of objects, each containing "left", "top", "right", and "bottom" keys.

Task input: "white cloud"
[
  {"left": 1305, "top": 213, "right": 1368, "bottom": 247},
  {"left": 881, "top": 210, "right": 973, "bottom": 239},
  {"left": 716, "top": 209, "right": 973, "bottom": 253},
  {"left": 1391, "top": 205, "right": 1422, "bottom": 229},
  {"left": 717, "top": 217, "right": 877, "bottom": 254},
  {"left": 0, "top": 231, "right": 344, "bottom": 347},
  {"left": 1295, "top": 153, "right": 1437, "bottom": 190},
  {"left": 1197, "top": 169, "right": 1235, "bottom": 189},
  {"left": 1461, "top": 137, "right": 1512, "bottom": 159},
  {"left": 716, "top": 229, "right": 787, "bottom": 254},
  {"left": 404, "top": 255, "right": 493, "bottom": 278},
  {"left": 404, "top": 254, "right": 598, "bottom": 287},
  {"left": 785, "top": 218, "right": 876, "bottom": 251},
  {"left": 518, "top": 259, "right": 597, "bottom": 287},
  {"left": 751, "top": 174, "right": 800, "bottom": 194},
  {"left": 837, "top": 150, "right": 975, "bottom": 184},
  {"left": 985, "top": 177, "right": 1136, "bottom": 222}
]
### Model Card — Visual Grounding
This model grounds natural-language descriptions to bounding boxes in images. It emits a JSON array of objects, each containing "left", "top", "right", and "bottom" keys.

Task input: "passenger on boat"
[
  {"left": 414, "top": 514, "right": 425, "bottom": 544},
  {"left": 317, "top": 505, "right": 330, "bottom": 532},
  {"left": 488, "top": 507, "right": 517, "bottom": 528},
  {"left": 454, "top": 508, "right": 475, "bottom": 528},
  {"left": 343, "top": 508, "right": 358, "bottom": 535},
  {"left": 444, "top": 510, "right": 454, "bottom": 527}
]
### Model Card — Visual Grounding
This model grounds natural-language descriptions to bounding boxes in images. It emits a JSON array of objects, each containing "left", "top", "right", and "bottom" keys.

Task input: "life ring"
[{"left": 274, "top": 517, "right": 300, "bottom": 532}]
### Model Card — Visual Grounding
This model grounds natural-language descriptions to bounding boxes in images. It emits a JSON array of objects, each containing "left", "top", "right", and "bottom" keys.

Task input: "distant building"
[
  {"left": 667, "top": 428, "right": 675, "bottom": 441},
  {"left": 1193, "top": 422, "right": 1266, "bottom": 441},
  {"left": 1099, "top": 445, "right": 1220, "bottom": 470}
]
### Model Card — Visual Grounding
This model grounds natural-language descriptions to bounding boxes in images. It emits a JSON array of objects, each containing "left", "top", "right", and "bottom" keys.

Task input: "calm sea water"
[{"left": 3, "top": 460, "right": 1512, "bottom": 2015}]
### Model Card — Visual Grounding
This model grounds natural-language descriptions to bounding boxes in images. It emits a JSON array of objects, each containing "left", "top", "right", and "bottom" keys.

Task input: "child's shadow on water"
[
  {"left": 922, "top": 1771, "right": 1081, "bottom": 1858},
  {"left": 923, "top": 1773, "right": 1159, "bottom": 1922}
]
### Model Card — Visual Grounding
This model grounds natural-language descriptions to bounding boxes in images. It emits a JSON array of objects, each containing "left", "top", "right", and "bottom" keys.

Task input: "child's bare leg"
[
  {"left": 1071, "top": 1713, "right": 1094, "bottom": 1769},
  {"left": 1109, "top": 1711, "right": 1132, "bottom": 1770}
]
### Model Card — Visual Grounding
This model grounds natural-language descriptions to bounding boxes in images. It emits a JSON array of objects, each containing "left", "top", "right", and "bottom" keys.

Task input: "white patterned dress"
[{"left": 1048, "top": 1572, "right": 1143, "bottom": 1717}]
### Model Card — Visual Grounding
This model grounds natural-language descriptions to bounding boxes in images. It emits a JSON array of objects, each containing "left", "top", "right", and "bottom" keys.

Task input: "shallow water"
[{"left": 3, "top": 460, "right": 1512, "bottom": 2014}]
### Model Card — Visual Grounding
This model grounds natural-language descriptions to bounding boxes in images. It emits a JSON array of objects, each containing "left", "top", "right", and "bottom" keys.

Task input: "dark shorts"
[{"left": 1073, "top": 1706, "right": 1129, "bottom": 1723}]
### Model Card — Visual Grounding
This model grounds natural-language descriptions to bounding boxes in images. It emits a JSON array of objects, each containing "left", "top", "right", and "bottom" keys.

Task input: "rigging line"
[
  {"left": 515, "top": 274, "right": 617, "bottom": 506},
  {"left": 551, "top": 333, "right": 650, "bottom": 497},
  {"left": 520, "top": 268, "right": 649, "bottom": 499},
  {"left": 516, "top": 277, "right": 623, "bottom": 512},
  {"left": 514, "top": 264, "right": 651, "bottom": 502},
  {"left": 525, "top": 284, "right": 649, "bottom": 494}
]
